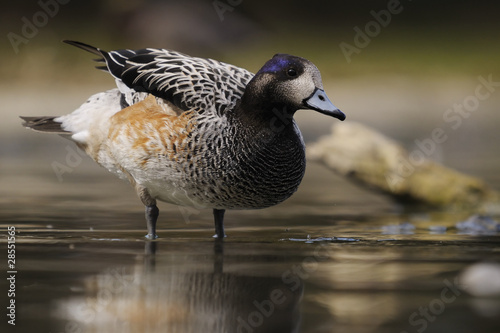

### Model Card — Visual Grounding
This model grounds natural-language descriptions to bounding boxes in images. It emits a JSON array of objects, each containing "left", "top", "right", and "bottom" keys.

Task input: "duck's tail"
[
  {"left": 62, "top": 40, "right": 109, "bottom": 72},
  {"left": 20, "top": 116, "right": 69, "bottom": 134}
]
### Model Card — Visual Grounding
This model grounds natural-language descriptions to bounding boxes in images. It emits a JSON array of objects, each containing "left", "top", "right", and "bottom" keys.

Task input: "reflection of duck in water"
[
  {"left": 56, "top": 242, "right": 303, "bottom": 332},
  {"left": 22, "top": 41, "right": 345, "bottom": 239}
]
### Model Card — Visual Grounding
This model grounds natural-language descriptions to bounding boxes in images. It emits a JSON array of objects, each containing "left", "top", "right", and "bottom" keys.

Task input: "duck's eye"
[{"left": 287, "top": 68, "right": 297, "bottom": 77}]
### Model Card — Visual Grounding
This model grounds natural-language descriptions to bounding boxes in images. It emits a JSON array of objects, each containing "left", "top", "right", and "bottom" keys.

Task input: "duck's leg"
[
  {"left": 136, "top": 185, "right": 159, "bottom": 239},
  {"left": 213, "top": 208, "right": 226, "bottom": 239},
  {"left": 145, "top": 204, "right": 159, "bottom": 239}
]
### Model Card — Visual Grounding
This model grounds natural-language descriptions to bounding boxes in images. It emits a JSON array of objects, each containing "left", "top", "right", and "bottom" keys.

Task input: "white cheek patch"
[{"left": 292, "top": 72, "right": 316, "bottom": 102}]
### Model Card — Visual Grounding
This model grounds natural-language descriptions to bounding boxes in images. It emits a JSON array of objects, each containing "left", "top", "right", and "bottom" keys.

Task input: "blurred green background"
[{"left": 2, "top": 0, "right": 500, "bottom": 80}]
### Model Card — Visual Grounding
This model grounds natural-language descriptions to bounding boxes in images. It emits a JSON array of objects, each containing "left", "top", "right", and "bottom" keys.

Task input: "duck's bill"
[{"left": 304, "top": 88, "right": 346, "bottom": 121}]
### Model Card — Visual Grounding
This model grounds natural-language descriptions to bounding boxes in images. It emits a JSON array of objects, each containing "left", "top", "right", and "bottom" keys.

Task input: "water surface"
[{"left": 1, "top": 159, "right": 500, "bottom": 333}]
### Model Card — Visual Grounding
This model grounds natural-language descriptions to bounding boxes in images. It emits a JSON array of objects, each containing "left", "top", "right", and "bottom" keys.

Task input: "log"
[{"left": 308, "top": 122, "right": 500, "bottom": 210}]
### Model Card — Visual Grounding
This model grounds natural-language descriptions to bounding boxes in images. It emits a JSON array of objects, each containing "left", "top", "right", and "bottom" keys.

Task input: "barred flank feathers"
[{"left": 20, "top": 116, "right": 69, "bottom": 134}]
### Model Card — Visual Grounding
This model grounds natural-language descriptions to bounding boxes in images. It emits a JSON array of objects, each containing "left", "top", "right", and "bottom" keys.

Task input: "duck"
[{"left": 21, "top": 40, "right": 345, "bottom": 239}]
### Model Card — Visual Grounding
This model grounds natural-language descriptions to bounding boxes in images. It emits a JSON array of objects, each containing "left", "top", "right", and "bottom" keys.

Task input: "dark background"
[{"left": 2, "top": 0, "right": 500, "bottom": 80}]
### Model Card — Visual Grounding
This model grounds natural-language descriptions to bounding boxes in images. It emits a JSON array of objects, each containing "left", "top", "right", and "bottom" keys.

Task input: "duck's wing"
[{"left": 64, "top": 40, "right": 254, "bottom": 116}]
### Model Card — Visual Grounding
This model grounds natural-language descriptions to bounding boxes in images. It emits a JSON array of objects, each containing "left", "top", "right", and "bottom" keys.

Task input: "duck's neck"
[{"left": 236, "top": 88, "right": 298, "bottom": 135}]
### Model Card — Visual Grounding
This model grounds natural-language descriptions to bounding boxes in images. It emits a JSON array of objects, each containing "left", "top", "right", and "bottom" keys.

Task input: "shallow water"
[{"left": 1, "top": 157, "right": 500, "bottom": 333}]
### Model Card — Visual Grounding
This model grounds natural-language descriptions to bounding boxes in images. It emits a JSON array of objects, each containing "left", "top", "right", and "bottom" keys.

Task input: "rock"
[
  {"left": 456, "top": 215, "right": 500, "bottom": 234},
  {"left": 308, "top": 122, "right": 500, "bottom": 209},
  {"left": 428, "top": 225, "right": 447, "bottom": 233}
]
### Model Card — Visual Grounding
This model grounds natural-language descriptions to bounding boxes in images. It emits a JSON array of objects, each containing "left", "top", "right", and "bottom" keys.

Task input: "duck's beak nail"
[{"left": 304, "top": 88, "right": 346, "bottom": 121}]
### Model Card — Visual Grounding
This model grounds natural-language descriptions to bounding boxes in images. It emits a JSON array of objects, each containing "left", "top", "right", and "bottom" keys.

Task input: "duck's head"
[{"left": 245, "top": 54, "right": 345, "bottom": 121}]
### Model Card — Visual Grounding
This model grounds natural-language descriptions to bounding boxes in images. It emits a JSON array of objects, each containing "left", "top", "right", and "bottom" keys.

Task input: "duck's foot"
[{"left": 213, "top": 208, "right": 226, "bottom": 239}]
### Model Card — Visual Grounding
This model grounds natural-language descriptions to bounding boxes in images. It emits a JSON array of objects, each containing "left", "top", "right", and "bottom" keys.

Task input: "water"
[{"left": 1, "top": 158, "right": 500, "bottom": 333}]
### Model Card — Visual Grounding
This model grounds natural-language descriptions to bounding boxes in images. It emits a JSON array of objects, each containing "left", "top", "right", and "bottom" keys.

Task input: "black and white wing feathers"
[{"left": 64, "top": 40, "right": 254, "bottom": 115}]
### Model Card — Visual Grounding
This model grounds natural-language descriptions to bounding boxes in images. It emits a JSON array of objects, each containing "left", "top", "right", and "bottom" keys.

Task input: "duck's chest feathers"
[{"left": 188, "top": 116, "right": 306, "bottom": 209}]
